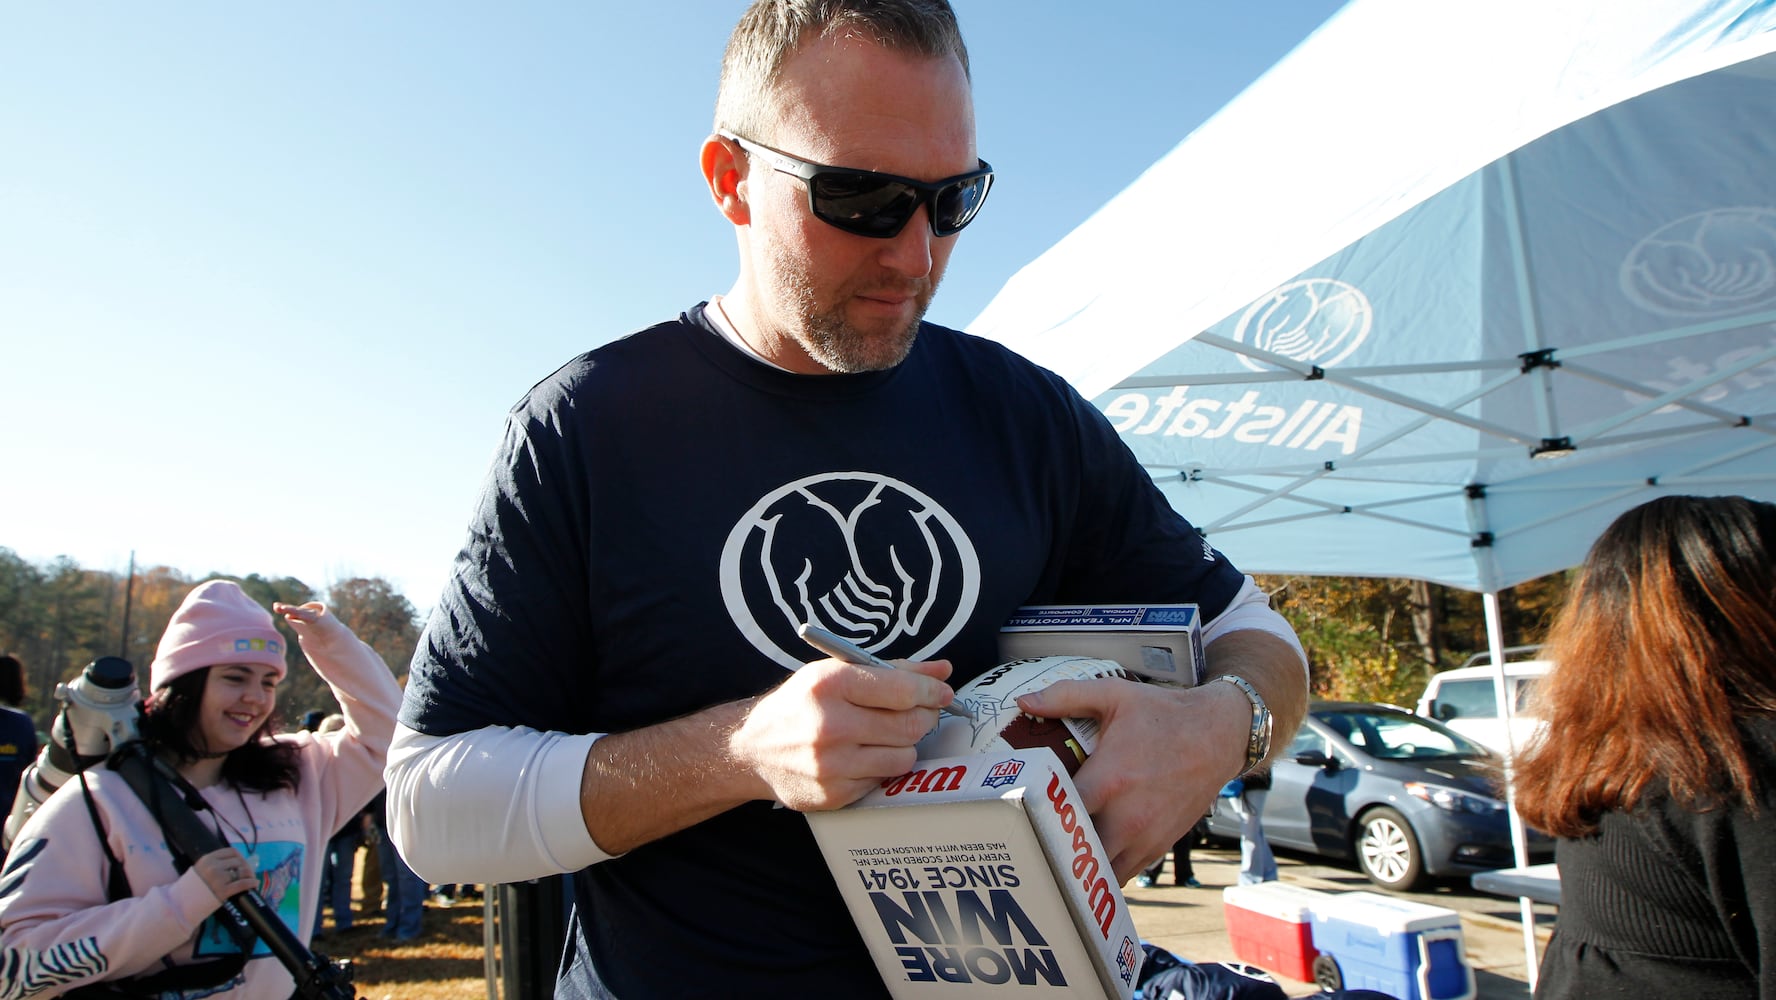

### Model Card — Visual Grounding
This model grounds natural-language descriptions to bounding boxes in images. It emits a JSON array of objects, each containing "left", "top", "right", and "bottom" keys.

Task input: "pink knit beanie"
[{"left": 150, "top": 580, "right": 289, "bottom": 691}]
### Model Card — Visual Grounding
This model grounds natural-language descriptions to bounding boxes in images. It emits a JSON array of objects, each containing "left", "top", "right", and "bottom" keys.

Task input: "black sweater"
[{"left": 1534, "top": 718, "right": 1776, "bottom": 998}]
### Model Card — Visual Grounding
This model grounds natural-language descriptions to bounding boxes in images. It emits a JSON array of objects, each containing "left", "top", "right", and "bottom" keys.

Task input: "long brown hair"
[{"left": 1513, "top": 495, "right": 1776, "bottom": 837}]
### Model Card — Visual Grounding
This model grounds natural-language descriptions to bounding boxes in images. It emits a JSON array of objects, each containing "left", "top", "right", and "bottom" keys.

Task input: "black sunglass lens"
[
  {"left": 812, "top": 172, "right": 918, "bottom": 236},
  {"left": 931, "top": 177, "right": 987, "bottom": 236}
]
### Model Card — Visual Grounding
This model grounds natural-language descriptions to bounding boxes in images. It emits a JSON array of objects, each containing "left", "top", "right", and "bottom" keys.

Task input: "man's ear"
[{"left": 701, "top": 134, "right": 750, "bottom": 226}]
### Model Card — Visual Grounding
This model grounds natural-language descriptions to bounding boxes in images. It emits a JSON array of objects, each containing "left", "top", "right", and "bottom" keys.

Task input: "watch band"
[{"left": 1210, "top": 674, "right": 1273, "bottom": 776}]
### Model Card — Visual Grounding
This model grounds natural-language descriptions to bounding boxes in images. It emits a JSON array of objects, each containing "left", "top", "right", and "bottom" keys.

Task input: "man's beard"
[
  {"left": 799, "top": 298, "right": 927, "bottom": 372},
  {"left": 776, "top": 255, "right": 938, "bottom": 373}
]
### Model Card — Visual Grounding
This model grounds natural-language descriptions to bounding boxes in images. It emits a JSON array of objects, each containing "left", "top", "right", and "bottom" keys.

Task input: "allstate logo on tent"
[
  {"left": 1621, "top": 207, "right": 1776, "bottom": 317},
  {"left": 1233, "top": 278, "right": 1373, "bottom": 373}
]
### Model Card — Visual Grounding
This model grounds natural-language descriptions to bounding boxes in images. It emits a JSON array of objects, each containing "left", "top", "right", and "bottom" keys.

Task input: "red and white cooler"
[{"left": 1220, "top": 882, "right": 1327, "bottom": 983}]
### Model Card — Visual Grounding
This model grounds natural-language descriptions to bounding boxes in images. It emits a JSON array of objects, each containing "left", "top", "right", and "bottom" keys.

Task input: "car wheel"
[
  {"left": 1312, "top": 954, "right": 1343, "bottom": 992},
  {"left": 1356, "top": 806, "right": 1425, "bottom": 891}
]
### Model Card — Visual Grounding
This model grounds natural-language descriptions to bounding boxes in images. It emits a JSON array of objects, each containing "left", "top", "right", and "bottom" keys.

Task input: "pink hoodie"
[{"left": 0, "top": 612, "right": 400, "bottom": 999}]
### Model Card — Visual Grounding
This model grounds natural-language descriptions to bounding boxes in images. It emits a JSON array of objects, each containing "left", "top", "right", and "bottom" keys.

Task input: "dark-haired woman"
[
  {"left": 0, "top": 579, "right": 399, "bottom": 999},
  {"left": 0, "top": 653, "right": 36, "bottom": 822},
  {"left": 1513, "top": 495, "right": 1776, "bottom": 999}
]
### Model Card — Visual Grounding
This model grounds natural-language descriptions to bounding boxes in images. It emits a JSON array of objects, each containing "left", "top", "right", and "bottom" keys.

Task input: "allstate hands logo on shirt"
[{"left": 720, "top": 471, "right": 980, "bottom": 670}]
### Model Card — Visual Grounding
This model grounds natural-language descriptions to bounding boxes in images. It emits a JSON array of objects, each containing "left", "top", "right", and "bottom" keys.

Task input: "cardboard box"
[
  {"left": 808, "top": 748, "right": 1143, "bottom": 998},
  {"left": 998, "top": 605, "right": 1205, "bottom": 688},
  {"left": 1308, "top": 891, "right": 1475, "bottom": 1000},
  {"left": 1222, "top": 882, "right": 1327, "bottom": 983}
]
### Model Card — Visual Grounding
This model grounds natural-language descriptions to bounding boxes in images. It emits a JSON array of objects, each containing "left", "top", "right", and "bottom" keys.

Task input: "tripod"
[{"left": 109, "top": 741, "right": 363, "bottom": 1000}]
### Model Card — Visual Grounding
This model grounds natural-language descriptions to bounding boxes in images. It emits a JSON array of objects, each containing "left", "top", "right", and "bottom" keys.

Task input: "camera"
[{"left": 3, "top": 655, "right": 144, "bottom": 849}]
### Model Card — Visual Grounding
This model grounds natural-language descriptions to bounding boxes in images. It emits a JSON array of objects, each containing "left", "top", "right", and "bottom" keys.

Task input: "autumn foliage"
[
  {"left": 0, "top": 549, "right": 417, "bottom": 731},
  {"left": 0, "top": 546, "right": 1570, "bottom": 731}
]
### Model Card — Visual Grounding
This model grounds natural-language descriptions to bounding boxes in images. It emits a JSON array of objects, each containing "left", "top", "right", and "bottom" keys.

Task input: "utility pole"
[{"left": 119, "top": 551, "right": 136, "bottom": 661}]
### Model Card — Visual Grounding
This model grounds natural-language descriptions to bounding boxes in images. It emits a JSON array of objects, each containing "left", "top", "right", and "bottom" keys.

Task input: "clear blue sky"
[{"left": 1, "top": 2, "right": 1346, "bottom": 613}]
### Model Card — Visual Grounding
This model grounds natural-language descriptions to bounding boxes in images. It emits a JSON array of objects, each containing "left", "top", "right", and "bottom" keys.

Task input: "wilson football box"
[
  {"left": 999, "top": 604, "right": 1205, "bottom": 688},
  {"left": 808, "top": 748, "right": 1142, "bottom": 999}
]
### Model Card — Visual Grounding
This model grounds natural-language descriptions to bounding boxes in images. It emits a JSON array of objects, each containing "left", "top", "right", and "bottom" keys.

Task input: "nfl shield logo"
[
  {"left": 1117, "top": 936, "right": 1141, "bottom": 985},
  {"left": 981, "top": 758, "right": 1024, "bottom": 788}
]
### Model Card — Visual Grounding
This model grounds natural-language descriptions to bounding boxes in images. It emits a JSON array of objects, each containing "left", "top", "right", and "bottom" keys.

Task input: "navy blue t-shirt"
[
  {"left": 0, "top": 705, "right": 37, "bottom": 819},
  {"left": 403, "top": 307, "right": 1247, "bottom": 997}
]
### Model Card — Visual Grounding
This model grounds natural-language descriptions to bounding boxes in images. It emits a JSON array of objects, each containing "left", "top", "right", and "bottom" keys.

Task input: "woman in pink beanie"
[{"left": 0, "top": 579, "right": 401, "bottom": 999}]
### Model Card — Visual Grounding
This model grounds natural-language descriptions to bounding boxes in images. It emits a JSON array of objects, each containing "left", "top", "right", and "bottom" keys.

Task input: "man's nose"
[{"left": 877, "top": 206, "right": 936, "bottom": 277}]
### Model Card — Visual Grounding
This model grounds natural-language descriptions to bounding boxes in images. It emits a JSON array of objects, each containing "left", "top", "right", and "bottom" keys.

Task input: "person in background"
[
  {"left": 1135, "top": 818, "right": 1206, "bottom": 889},
  {"left": 0, "top": 654, "right": 36, "bottom": 821},
  {"left": 1514, "top": 495, "right": 1776, "bottom": 999},
  {"left": 0, "top": 580, "right": 400, "bottom": 998},
  {"left": 1231, "top": 765, "right": 1277, "bottom": 885},
  {"left": 311, "top": 713, "right": 365, "bottom": 938},
  {"left": 368, "top": 789, "right": 425, "bottom": 942},
  {"left": 357, "top": 811, "right": 384, "bottom": 918},
  {"left": 427, "top": 881, "right": 481, "bottom": 907},
  {"left": 384, "top": 1, "right": 1307, "bottom": 994}
]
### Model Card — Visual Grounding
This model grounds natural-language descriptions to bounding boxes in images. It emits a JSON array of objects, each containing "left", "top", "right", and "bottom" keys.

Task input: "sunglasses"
[{"left": 720, "top": 131, "right": 994, "bottom": 239}]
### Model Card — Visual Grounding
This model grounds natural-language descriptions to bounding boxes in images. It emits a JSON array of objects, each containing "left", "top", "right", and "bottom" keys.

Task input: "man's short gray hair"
[{"left": 715, "top": 0, "right": 970, "bottom": 142}]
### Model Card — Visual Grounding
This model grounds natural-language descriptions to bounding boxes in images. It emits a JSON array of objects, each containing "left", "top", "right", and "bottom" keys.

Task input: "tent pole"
[
  {"left": 1486, "top": 591, "right": 1540, "bottom": 989},
  {"left": 1484, "top": 591, "right": 1526, "bottom": 862}
]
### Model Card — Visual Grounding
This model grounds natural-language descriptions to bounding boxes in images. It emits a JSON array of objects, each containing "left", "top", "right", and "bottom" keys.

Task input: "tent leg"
[
  {"left": 1519, "top": 896, "right": 1541, "bottom": 991},
  {"left": 1486, "top": 592, "right": 1539, "bottom": 990}
]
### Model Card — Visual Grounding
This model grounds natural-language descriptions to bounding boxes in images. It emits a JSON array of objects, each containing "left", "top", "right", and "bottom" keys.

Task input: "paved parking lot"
[{"left": 1124, "top": 842, "right": 1556, "bottom": 998}]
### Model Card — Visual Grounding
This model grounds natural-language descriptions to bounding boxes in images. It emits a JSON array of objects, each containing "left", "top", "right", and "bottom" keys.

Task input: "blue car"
[{"left": 1206, "top": 702, "right": 1553, "bottom": 891}]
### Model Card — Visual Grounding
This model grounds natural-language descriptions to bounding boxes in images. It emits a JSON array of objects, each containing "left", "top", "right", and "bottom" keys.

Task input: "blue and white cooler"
[{"left": 1307, "top": 891, "right": 1475, "bottom": 1000}]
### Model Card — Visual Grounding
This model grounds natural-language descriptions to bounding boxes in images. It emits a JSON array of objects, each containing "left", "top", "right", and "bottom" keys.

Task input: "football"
[{"left": 916, "top": 655, "right": 1137, "bottom": 774}]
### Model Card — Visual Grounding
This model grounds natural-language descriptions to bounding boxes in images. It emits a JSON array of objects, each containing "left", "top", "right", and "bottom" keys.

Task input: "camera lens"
[{"left": 86, "top": 656, "right": 137, "bottom": 690}]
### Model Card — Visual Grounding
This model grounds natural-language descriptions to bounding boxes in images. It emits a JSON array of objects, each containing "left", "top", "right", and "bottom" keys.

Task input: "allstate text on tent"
[{"left": 1104, "top": 387, "right": 1364, "bottom": 455}]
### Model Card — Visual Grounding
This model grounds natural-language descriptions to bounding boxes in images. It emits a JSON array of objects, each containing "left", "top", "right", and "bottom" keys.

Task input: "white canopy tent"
[{"left": 970, "top": 0, "right": 1776, "bottom": 985}]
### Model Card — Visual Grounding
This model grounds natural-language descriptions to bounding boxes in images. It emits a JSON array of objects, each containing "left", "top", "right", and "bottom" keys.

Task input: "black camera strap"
[
  {"left": 60, "top": 958, "right": 250, "bottom": 999},
  {"left": 74, "top": 771, "right": 133, "bottom": 905}
]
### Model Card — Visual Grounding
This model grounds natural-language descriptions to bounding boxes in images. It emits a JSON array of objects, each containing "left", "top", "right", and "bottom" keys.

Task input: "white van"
[{"left": 1415, "top": 647, "right": 1552, "bottom": 756}]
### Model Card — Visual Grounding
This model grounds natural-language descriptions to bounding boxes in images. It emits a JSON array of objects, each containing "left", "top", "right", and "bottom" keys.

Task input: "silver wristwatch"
[{"left": 1210, "top": 674, "right": 1273, "bottom": 776}]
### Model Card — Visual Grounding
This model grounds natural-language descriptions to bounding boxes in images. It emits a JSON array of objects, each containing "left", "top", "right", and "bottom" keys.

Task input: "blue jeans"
[
  {"left": 377, "top": 835, "right": 428, "bottom": 940},
  {"left": 1231, "top": 790, "right": 1277, "bottom": 885},
  {"left": 314, "top": 827, "right": 362, "bottom": 935}
]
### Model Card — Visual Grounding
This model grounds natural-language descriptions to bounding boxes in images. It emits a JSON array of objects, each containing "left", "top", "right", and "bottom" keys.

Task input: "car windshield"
[
  {"left": 1432, "top": 675, "right": 1542, "bottom": 718},
  {"left": 1316, "top": 708, "right": 1490, "bottom": 760}
]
